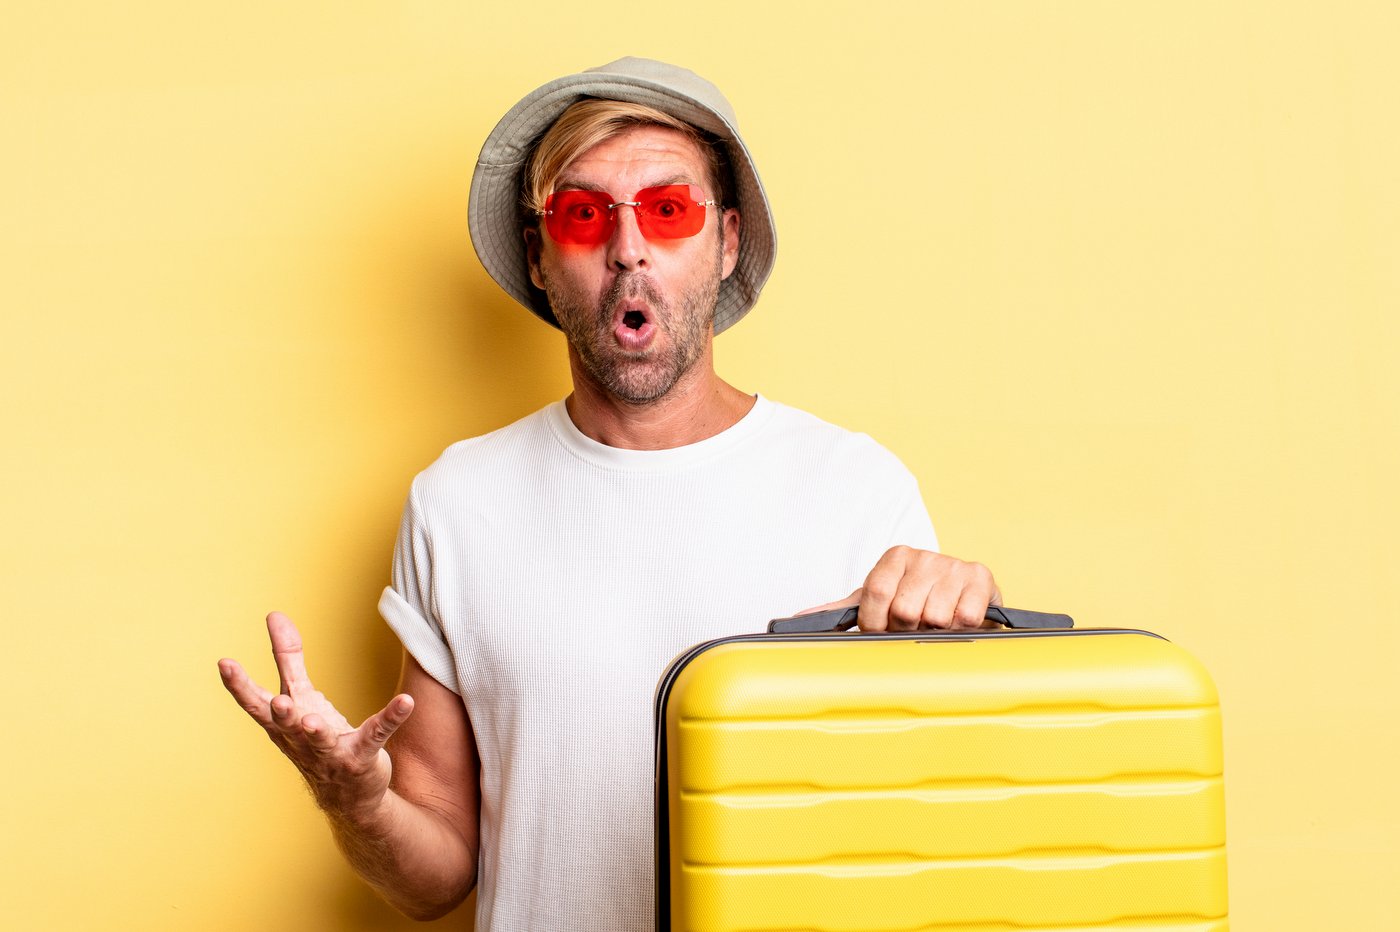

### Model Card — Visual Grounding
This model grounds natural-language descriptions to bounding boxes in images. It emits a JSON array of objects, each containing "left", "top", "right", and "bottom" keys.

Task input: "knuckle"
[
  {"left": 888, "top": 593, "right": 922, "bottom": 621},
  {"left": 922, "top": 606, "right": 955, "bottom": 628},
  {"left": 274, "top": 718, "right": 304, "bottom": 739},
  {"left": 863, "top": 578, "right": 896, "bottom": 602},
  {"left": 951, "top": 611, "right": 982, "bottom": 629},
  {"left": 889, "top": 608, "right": 917, "bottom": 627},
  {"left": 858, "top": 614, "right": 889, "bottom": 632}
]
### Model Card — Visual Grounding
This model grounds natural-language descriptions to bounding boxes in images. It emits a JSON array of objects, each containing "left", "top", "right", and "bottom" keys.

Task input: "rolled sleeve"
[
  {"left": 379, "top": 585, "right": 460, "bottom": 695},
  {"left": 380, "top": 482, "right": 461, "bottom": 695}
]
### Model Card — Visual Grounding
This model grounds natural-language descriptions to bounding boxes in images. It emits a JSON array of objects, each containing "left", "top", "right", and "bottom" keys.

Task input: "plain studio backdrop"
[{"left": 3, "top": 2, "right": 1395, "bottom": 929}]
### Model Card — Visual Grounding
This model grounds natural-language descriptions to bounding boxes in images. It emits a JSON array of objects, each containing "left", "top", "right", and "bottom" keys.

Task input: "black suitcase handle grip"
[{"left": 767, "top": 605, "right": 1074, "bottom": 634}]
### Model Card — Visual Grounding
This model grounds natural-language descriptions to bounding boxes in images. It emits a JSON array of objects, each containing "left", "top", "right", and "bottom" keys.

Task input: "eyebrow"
[{"left": 553, "top": 174, "right": 699, "bottom": 195}]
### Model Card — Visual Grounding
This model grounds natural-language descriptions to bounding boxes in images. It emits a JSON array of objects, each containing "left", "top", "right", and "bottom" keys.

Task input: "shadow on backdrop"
[{"left": 313, "top": 165, "right": 565, "bottom": 931}]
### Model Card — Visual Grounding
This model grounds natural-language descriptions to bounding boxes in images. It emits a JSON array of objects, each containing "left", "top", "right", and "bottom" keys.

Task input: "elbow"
[
  {"left": 384, "top": 872, "right": 476, "bottom": 922},
  {"left": 393, "top": 886, "right": 472, "bottom": 923},
  {"left": 400, "top": 902, "right": 458, "bottom": 923}
]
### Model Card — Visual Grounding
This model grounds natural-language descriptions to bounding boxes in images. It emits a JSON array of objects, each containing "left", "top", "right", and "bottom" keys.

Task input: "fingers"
[
  {"left": 218, "top": 658, "right": 276, "bottom": 727},
  {"left": 266, "top": 611, "right": 312, "bottom": 695},
  {"left": 351, "top": 694, "right": 415, "bottom": 762},
  {"left": 301, "top": 713, "right": 340, "bottom": 753},
  {"left": 914, "top": 569, "right": 964, "bottom": 630},
  {"left": 858, "top": 546, "right": 912, "bottom": 632},
  {"left": 265, "top": 693, "right": 308, "bottom": 748},
  {"left": 858, "top": 547, "right": 1001, "bottom": 632},
  {"left": 267, "top": 694, "right": 351, "bottom": 763},
  {"left": 943, "top": 567, "right": 996, "bottom": 630}
]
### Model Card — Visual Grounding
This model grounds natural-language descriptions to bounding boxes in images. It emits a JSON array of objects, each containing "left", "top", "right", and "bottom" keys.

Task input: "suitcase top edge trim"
[{"left": 657, "top": 627, "right": 1165, "bottom": 707}]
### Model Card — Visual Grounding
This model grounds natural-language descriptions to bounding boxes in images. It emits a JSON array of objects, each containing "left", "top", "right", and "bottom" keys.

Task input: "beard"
[{"left": 542, "top": 240, "right": 722, "bottom": 405}]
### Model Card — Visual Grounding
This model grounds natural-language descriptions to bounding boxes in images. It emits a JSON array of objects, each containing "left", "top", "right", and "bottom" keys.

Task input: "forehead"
[{"left": 556, "top": 125, "right": 710, "bottom": 190}]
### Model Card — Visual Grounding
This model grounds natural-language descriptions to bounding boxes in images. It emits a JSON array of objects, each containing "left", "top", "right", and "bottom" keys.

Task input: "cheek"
[{"left": 532, "top": 241, "right": 566, "bottom": 286}]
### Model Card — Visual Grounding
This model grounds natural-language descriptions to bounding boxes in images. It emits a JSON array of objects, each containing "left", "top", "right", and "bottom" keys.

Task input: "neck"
[{"left": 563, "top": 345, "right": 754, "bottom": 450}]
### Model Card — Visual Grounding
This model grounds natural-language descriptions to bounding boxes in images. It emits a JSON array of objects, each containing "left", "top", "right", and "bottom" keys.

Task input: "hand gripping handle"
[{"left": 766, "top": 605, "right": 1074, "bottom": 634}]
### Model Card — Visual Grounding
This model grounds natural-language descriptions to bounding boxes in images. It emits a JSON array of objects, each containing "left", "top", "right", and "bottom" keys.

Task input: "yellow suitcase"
[{"left": 655, "top": 607, "right": 1227, "bottom": 931}]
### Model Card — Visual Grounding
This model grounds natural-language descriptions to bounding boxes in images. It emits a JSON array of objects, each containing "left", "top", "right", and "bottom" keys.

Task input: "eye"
[
  {"left": 569, "top": 203, "right": 601, "bottom": 223},
  {"left": 650, "top": 198, "right": 684, "bottom": 220}
]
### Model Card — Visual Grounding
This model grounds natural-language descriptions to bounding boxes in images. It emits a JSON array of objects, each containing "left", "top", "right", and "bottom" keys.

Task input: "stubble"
[{"left": 543, "top": 237, "right": 722, "bottom": 405}]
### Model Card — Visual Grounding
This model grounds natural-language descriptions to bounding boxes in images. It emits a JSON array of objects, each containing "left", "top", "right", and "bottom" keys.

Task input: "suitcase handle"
[{"left": 766, "top": 605, "right": 1074, "bottom": 634}]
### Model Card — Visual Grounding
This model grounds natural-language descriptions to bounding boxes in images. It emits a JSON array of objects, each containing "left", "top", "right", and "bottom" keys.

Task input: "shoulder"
[
  {"left": 755, "top": 398, "right": 916, "bottom": 480},
  {"left": 408, "top": 404, "right": 559, "bottom": 504}
]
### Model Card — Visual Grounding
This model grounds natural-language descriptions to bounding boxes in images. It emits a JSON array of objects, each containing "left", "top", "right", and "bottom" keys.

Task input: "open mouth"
[{"left": 612, "top": 302, "right": 657, "bottom": 351}]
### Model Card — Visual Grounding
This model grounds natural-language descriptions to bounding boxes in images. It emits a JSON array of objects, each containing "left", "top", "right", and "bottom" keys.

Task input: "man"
[{"left": 219, "top": 58, "right": 1001, "bottom": 930}]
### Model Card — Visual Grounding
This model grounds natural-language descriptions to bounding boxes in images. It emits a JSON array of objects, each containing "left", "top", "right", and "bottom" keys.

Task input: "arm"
[{"left": 219, "top": 612, "right": 479, "bottom": 921}]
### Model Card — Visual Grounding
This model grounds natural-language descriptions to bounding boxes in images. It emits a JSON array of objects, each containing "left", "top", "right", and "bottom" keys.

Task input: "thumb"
[
  {"left": 792, "top": 587, "right": 862, "bottom": 616},
  {"left": 353, "top": 694, "right": 415, "bottom": 762}
]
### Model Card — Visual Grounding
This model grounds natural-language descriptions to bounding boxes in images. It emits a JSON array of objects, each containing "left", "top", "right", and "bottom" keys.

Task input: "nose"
[{"left": 605, "top": 202, "right": 650, "bottom": 272}]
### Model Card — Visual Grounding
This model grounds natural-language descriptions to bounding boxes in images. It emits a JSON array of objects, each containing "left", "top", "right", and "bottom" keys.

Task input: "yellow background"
[{"left": 3, "top": 2, "right": 1395, "bottom": 929}]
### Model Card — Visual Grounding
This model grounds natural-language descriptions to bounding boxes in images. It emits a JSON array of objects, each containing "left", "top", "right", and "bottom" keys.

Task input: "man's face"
[{"left": 525, "top": 125, "right": 740, "bottom": 405}]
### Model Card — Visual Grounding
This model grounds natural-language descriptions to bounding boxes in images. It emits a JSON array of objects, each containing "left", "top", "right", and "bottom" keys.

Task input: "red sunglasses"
[{"left": 537, "top": 184, "right": 719, "bottom": 246}]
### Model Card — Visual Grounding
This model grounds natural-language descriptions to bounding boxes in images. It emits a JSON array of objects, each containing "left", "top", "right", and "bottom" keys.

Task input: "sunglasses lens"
[
  {"left": 636, "top": 185, "right": 707, "bottom": 239},
  {"left": 545, "top": 190, "right": 614, "bottom": 245},
  {"left": 543, "top": 185, "right": 711, "bottom": 245}
]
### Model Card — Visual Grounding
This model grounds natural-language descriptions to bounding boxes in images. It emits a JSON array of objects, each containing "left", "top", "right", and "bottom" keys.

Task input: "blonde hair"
[{"left": 520, "top": 99, "right": 729, "bottom": 220}]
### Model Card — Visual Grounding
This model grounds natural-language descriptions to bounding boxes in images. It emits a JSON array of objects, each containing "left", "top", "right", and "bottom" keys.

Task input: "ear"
[
  {"left": 720, "top": 207, "right": 741, "bottom": 281},
  {"left": 524, "top": 226, "right": 545, "bottom": 290}
]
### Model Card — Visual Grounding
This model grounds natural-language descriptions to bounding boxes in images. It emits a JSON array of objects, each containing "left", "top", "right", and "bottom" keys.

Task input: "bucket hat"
[{"left": 468, "top": 57, "right": 777, "bottom": 334}]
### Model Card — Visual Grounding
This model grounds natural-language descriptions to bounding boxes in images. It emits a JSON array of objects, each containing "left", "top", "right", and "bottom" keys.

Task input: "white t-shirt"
[{"left": 379, "top": 395, "right": 938, "bottom": 931}]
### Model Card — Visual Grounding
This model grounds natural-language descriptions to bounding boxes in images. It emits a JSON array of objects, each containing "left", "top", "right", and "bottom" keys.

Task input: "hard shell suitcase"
[{"left": 654, "top": 607, "right": 1227, "bottom": 931}]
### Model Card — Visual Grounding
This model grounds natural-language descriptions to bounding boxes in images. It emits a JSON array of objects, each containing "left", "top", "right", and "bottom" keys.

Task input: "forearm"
[{"left": 326, "top": 790, "right": 477, "bottom": 921}]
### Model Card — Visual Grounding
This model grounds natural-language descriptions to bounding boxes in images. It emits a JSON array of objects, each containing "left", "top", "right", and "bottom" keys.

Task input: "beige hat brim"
[{"left": 468, "top": 58, "right": 777, "bottom": 335}]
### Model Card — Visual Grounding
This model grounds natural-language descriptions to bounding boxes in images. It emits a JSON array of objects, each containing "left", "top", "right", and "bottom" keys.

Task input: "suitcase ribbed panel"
[{"left": 662, "top": 632, "right": 1227, "bottom": 931}]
